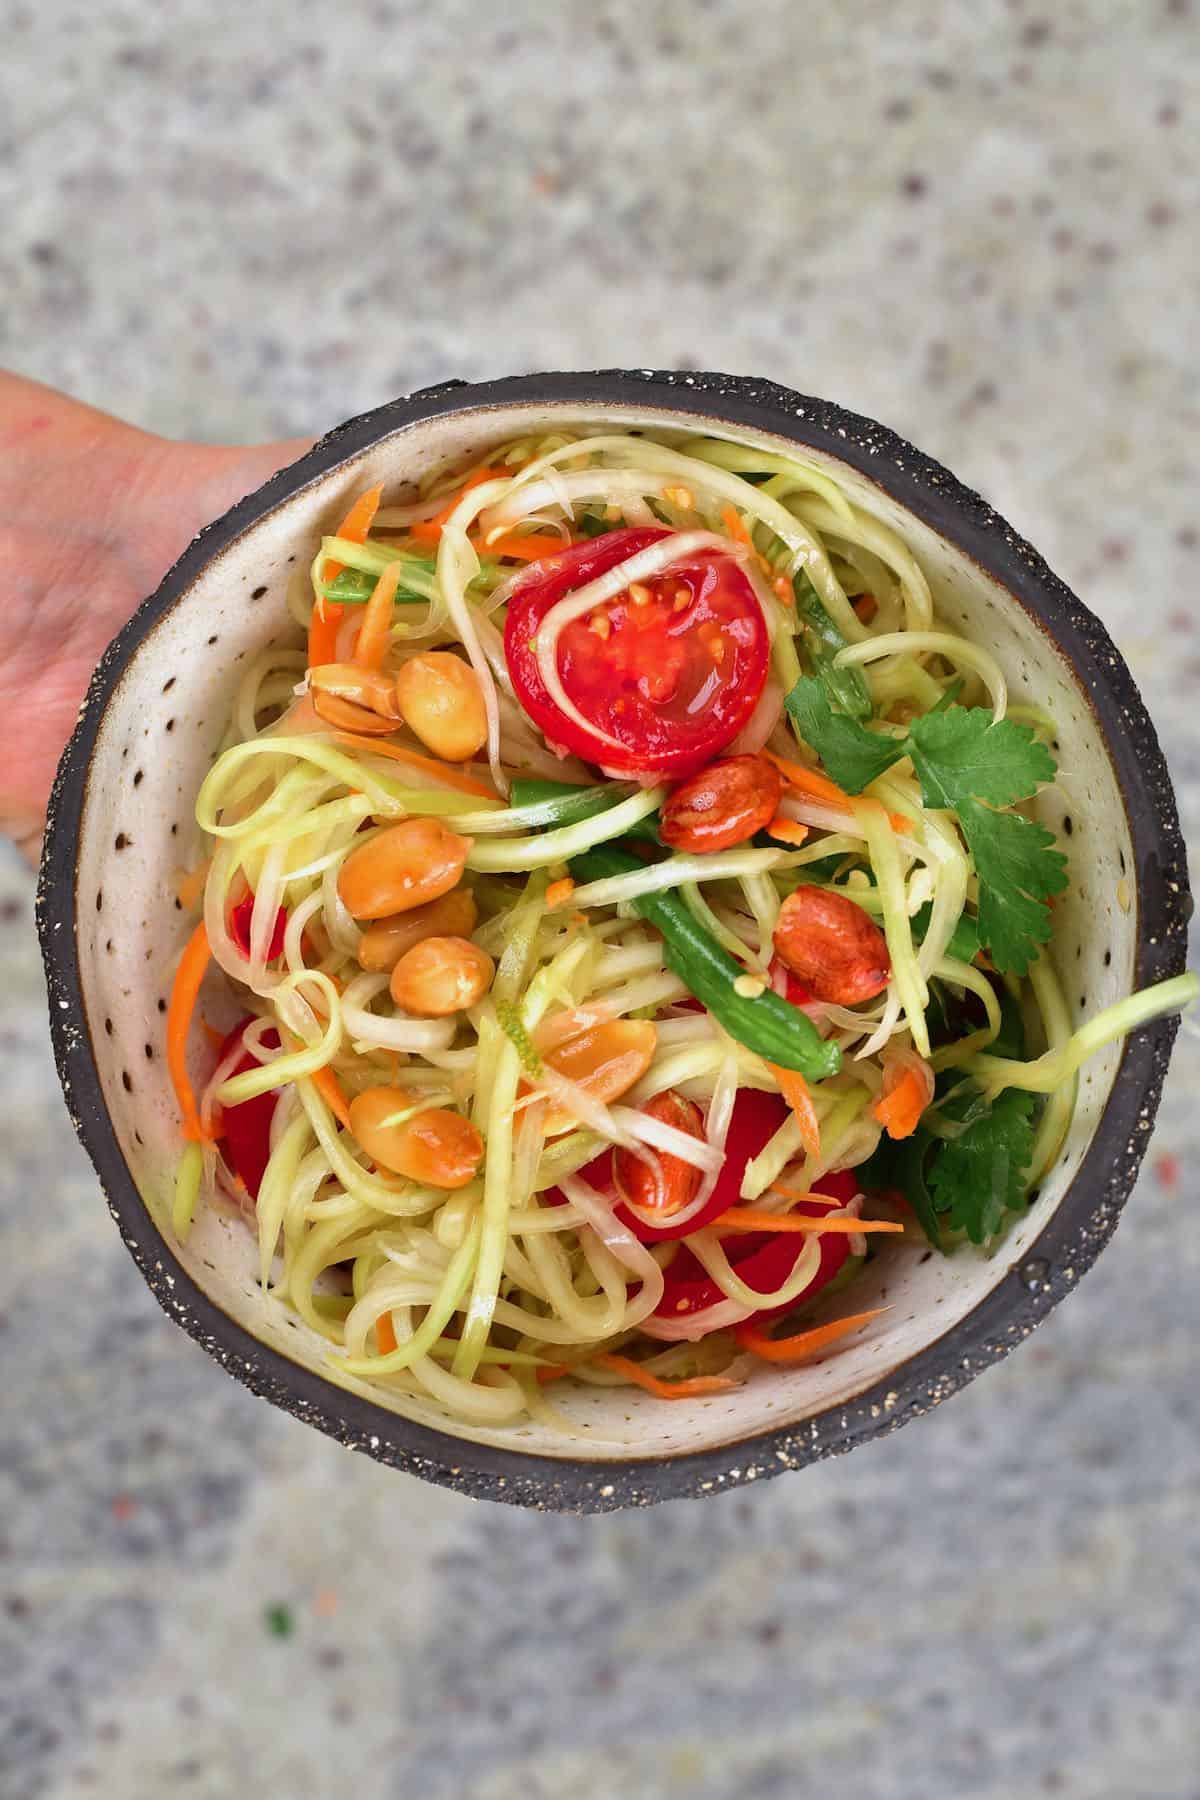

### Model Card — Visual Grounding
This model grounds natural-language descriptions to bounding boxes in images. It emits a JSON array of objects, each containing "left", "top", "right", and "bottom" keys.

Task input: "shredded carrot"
[
  {"left": 773, "top": 573, "right": 794, "bottom": 606},
  {"left": 594, "top": 1353, "right": 740, "bottom": 1399},
  {"left": 166, "top": 921, "right": 215, "bottom": 1143},
  {"left": 735, "top": 1307, "right": 888, "bottom": 1364},
  {"left": 173, "top": 858, "right": 212, "bottom": 911},
  {"left": 324, "top": 484, "right": 384, "bottom": 587},
  {"left": 727, "top": 1204, "right": 904, "bottom": 1236},
  {"left": 545, "top": 877, "right": 576, "bottom": 909},
  {"left": 331, "top": 733, "right": 496, "bottom": 798},
  {"left": 765, "top": 749, "right": 912, "bottom": 835},
  {"left": 764, "top": 816, "right": 809, "bottom": 846},
  {"left": 310, "top": 484, "right": 384, "bottom": 669},
  {"left": 536, "top": 1363, "right": 570, "bottom": 1385},
  {"left": 376, "top": 1311, "right": 398, "bottom": 1355},
  {"left": 409, "top": 467, "right": 505, "bottom": 543},
  {"left": 311, "top": 1063, "right": 353, "bottom": 1131},
  {"left": 853, "top": 592, "right": 879, "bottom": 623},
  {"left": 720, "top": 504, "right": 752, "bottom": 546},
  {"left": 469, "top": 532, "right": 571, "bottom": 562},
  {"left": 872, "top": 1067, "right": 928, "bottom": 1140},
  {"left": 766, "top": 1062, "right": 821, "bottom": 1160},
  {"left": 352, "top": 560, "right": 402, "bottom": 671},
  {"left": 307, "top": 605, "right": 344, "bottom": 670}
]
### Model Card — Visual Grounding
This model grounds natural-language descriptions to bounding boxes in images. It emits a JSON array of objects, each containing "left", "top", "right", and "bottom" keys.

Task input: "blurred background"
[{"left": 2, "top": 2, "right": 1198, "bottom": 1796}]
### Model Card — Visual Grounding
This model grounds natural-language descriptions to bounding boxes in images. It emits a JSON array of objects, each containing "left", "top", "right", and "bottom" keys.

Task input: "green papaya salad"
[{"left": 164, "top": 425, "right": 1197, "bottom": 1429}]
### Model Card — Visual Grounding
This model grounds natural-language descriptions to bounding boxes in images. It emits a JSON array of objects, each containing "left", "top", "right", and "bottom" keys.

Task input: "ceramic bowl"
[{"left": 37, "top": 370, "right": 1191, "bottom": 1511}]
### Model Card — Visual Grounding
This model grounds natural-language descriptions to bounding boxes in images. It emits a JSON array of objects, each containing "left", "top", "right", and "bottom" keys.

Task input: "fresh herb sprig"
[{"left": 784, "top": 680, "right": 1068, "bottom": 975}]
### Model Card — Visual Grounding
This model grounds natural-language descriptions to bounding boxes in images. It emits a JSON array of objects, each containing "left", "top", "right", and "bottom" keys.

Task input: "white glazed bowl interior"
[{"left": 72, "top": 399, "right": 1136, "bottom": 1463}]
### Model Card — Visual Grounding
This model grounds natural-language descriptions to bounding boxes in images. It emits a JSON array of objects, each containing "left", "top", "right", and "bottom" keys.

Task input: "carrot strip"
[
  {"left": 470, "top": 532, "right": 572, "bottom": 562},
  {"left": 331, "top": 733, "right": 496, "bottom": 799},
  {"left": 310, "top": 1063, "right": 353, "bottom": 1131},
  {"left": 307, "top": 606, "right": 344, "bottom": 670},
  {"left": 376, "top": 1311, "right": 398, "bottom": 1355},
  {"left": 764, "top": 816, "right": 809, "bottom": 846},
  {"left": 720, "top": 504, "right": 752, "bottom": 546},
  {"left": 765, "top": 749, "right": 911, "bottom": 835},
  {"left": 353, "top": 560, "right": 402, "bottom": 672},
  {"left": 409, "top": 467, "right": 505, "bottom": 543},
  {"left": 735, "top": 1307, "right": 888, "bottom": 1364},
  {"left": 310, "top": 484, "right": 384, "bottom": 669},
  {"left": 324, "top": 484, "right": 384, "bottom": 587},
  {"left": 872, "top": 1067, "right": 927, "bottom": 1140},
  {"left": 545, "top": 877, "right": 575, "bottom": 909},
  {"left": 166, "top": 921, "right": 215, "bottom": 1143},
  {"left": 593, "top": 1353, "right": 740, "bottom": 1399},
  {"left": 725, "top": 1206, "right": 904, "bottom": 1235},
  {"left": 767, "top": 1062, "right": 821, "bottom": 1160},
  {"left": 852, "top": 592, "right": 879, "bottom": 623}
]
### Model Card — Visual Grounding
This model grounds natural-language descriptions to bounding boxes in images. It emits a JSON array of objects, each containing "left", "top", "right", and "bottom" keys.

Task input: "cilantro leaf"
[
  {"left": 928, "top": 1089, "right": 1037, "bottom": 1245},
  {"left": 785, "top": 687, "right": 1068, "bottom": 977},
  {"left": 907, "top": 708, "right": 1057, "bottom": 810},
  {"left": 784, "top": 679, "right": 904, "bottom": 793},
  {"left": 961, "top": 800, "right": 1068, "bottom": 976},
  {"left": 907, "top": 708, "right": 1066, "bottom": 976},
  {"left": 890, "top": 1130, "right": 943, "bottom": 1250}
]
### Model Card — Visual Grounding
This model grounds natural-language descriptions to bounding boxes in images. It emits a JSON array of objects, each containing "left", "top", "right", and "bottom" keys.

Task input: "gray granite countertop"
[{"left": 2, "top": 3, "right": 1198, "bottom": 1797}]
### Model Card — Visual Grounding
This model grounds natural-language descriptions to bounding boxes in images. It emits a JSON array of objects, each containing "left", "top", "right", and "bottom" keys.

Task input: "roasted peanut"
[
  {"left": 659, "top": 754, "right": 783, "bottom": 853},
  {"left": 541, "top": 1018, "right": 657, "bottom": 1136},
  {"left": 772, "top": 885, "right": 891, "bottom": 1006},
  {"left": 349, "top": 1086, "right": 483, "bottom": 1188},
  {"left": 394, "top": 652, "right": 488, "bottom": 763},
  {"left": 390, "top": 935, "right": 494, "bottom": 1016},
  {"left": 337, "top": 818, "right": 470, "bottom": 921},
  {"left": 612, "top": 1089, "right": 705, "bottom": 1219},
  {"left": 356, "top": 889, "right": 478, "bottom": 972},
  {"left": 310, "top": 663, "right": 403, "bottom": 736},
  {"left": 310, "top": 662, "right": 402, "bottom": 719},
  {"left": 311, "top": 690, "right": 398, "bottom": 736}
]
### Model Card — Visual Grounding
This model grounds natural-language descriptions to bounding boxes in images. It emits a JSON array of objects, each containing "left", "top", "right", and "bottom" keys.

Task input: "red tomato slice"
[
  {"left": 214, "top": 1018, "right": 281, "bottom": 1199},
  {"left": 653, "top": 1171, "right": 859, "bottom": 1321},
  {"left": 503, "top": 527, "right": 770, "bottom": 777},
  {"left": 229, "top": 892, "right": 288, "bottom": 961}
]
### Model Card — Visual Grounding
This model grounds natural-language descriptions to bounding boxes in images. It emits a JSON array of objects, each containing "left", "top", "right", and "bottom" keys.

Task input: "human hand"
[{"left": 0, "top": 369, "right": 309, "bottom": 862}]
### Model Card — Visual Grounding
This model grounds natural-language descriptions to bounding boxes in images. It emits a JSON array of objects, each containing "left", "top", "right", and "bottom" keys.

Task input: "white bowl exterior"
[{"left": 71, "top": 402, "right": 1137, "bottom": 1462}]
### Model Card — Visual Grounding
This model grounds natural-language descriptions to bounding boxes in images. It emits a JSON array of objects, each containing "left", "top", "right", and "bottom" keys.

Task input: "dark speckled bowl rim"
[{"left": 37, "top": 369, "right": 1191, "bottom": 1512}]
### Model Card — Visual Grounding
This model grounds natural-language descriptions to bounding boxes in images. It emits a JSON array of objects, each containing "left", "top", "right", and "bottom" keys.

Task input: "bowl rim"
[{"left": 37, "top": 368, "right": 1191, "bottom": 1512}]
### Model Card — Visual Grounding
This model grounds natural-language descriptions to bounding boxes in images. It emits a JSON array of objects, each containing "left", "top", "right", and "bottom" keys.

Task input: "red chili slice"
[
  {"left": 229, "top": 892, "right": 288, "bottom": 961},
  {"left": 503, "top": 528, "right": 770, "bottom": 777},
  {"left": 214, "top": 1017, "right": 281, "bottom": 1199}
]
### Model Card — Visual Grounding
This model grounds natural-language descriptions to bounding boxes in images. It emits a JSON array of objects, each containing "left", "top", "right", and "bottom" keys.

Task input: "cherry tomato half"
[
  {"left": 653, "top": 1171, "right": 859, "bottom": 1322},
  {"left": 229, "top": 892, "right": 288, "bottom": 961},
  {"left": 503, "top": 528, "right": 770, "bottom": 777},
  {"left": 214, "top": 1017, "right": 281, "bottom": 1198}
]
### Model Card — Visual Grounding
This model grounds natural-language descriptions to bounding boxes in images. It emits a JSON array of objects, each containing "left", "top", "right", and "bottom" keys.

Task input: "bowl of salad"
[{"left": 39, "top": 370, "right": 1195, "bottom": 1511}]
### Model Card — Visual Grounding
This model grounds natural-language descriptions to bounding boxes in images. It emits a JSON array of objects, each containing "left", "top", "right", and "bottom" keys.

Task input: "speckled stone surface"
[{"left": 2, "top": 3, "right": 1198, "bottom": 1797}]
